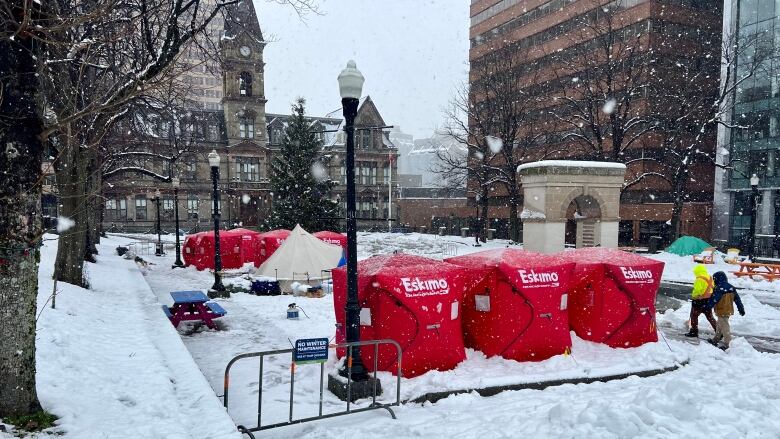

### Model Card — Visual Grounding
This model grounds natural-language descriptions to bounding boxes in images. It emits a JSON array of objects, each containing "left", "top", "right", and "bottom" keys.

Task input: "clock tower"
[{"left": 221, "top": 0, "right": 267, "bottom": 146}]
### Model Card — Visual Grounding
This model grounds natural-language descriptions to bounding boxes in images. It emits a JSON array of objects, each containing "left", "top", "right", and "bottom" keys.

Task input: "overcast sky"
[{"left": 255, "top": 0, "right": 470, "bottom": 139}]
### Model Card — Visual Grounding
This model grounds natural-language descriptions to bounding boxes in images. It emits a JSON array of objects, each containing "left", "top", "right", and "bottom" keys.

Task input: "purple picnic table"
[{"left": 162, "top": 290, "right": 226, "bottom": 329}]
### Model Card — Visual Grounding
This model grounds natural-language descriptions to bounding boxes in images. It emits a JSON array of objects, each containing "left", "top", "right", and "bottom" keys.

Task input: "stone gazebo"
[{"left": 517, "top": 160, "right": 626, "bottom": 254}]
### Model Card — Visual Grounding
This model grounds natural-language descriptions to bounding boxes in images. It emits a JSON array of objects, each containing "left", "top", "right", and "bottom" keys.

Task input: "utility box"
[
  {"left": 487, "top": 228, "right": 496, "bottom": 240},
  {"left": 461, "top": 227, "right": 470, "bottom": 238},
  {"left": 439, "top": 226, "right": 446, "bottom": 236}
]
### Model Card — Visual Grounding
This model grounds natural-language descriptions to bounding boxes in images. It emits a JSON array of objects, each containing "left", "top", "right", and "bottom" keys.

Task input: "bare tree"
[
  {"left": 641, "top": 29, "right": 772, "bottom": 239},
  {"left": 548, "top": 1, "right": 657, "bottom": 162},
  {"left": 0, "top": 0, "right": 236, "bottom": 418},
  {"left": 39, "top": 0, "right": 243, "bottom": 287},
  {"left": 436, "top": 50, "right": 559, "bottom": 242},
  {"left": 1, "top": 0, "right": 320, "bottom": 419}
]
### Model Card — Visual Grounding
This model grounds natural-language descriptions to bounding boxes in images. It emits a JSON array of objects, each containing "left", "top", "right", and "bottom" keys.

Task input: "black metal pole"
[
  {"left": 474, "top": 202, "right": 481, "bottom": 247},
  {"left": 210, "top": 165, "right": 225, "bottom": 294},
  {"left": 155, "top": 196, "right": 164, "bottom": 256},
  {"left": 749, "top": 183, "right": 759, "bottom": 260},
  {"left": 172, "top": 187, "right": 184, "bottom": 268},
  {"left": 340, "top": 97, "right": 368, "bottom": 381}
]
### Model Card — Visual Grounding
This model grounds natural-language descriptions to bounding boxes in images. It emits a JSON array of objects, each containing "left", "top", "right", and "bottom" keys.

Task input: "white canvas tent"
[{"left": 255, "top": 224, "right": 343, "bottom": 291}]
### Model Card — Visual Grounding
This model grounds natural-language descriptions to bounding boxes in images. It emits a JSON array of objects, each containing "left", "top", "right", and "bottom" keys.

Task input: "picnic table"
[
  {"left": 731, "top": 262, "right": 780, "bottom": 282},
  {"left": 162, "top": 290, "right": 226, "bottom": 329}
]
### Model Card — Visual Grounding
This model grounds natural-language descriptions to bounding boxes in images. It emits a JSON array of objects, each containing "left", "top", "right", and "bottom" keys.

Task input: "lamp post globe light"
[
  {"left": 328, "top": 60, "right": 380, "bottom": 400},
  {"left": 748, "top": 173, "right": 760, "bottom": 261},
  {"left": 172, "top": 177, "right": 184, "bottom": 268},
  {"left": 208, "top": 149, "right": 226, "bottom": 296},
  {"left": 153, "top": 189, "right": 164, "bottom": 256}
]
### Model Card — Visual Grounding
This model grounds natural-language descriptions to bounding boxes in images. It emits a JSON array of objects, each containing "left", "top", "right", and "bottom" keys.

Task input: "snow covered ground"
[
  {"left": 7, "top": 232, "right": 780, "bottom": 438},
  {"left": 0, "top": 236, "right": 240, "bottom": 439},
  {"left": 133, "top": 231, "right": 780, "bottom": 437}
]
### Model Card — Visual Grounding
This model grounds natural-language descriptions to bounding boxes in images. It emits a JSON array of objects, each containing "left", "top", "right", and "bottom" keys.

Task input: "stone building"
[
  {"left": 100, "top": 1, "right": 398, "bottom": 233},
  {"left": 267, "top": 96, "right": 400, "bottom": 230}
]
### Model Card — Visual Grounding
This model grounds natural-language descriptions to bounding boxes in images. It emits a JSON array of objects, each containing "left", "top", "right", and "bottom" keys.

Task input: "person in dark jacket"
[{"left": 707, "top": 271, "right": 745, "bottom": 349}]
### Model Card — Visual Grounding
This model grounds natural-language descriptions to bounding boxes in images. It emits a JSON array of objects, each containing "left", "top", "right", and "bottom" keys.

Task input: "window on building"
[
  {"left": 359, "top": 129, "right": 372, "bottom": 148},
  {"left": 43, "top": 174, "right": 56, "bottom": 187},
  {"left": 163, "top": 198, "right": 175, "bottom": 220},
  {"left": 183, "top": 156, "right": 198, "bottom": 180},
  {"left": 159, "top": 121, "right": 170, "bottom": 138},
  {"left": 187, "top": 197, "right": 199, "bottom": 219},
  {"left": 236, "top": 157, "right": 261, "bottom": 181},
  {"left": 239, "top": 72, "right": 253, "bottom": 96},
  {"left": 383, "top": 165, "right": 390, "bottom": 184},
  {"left": 208, "top": 124, "right": 219, "bottom": 141},
  {"left": 210, "top": 199, "right": 221, "bottom": 214},
  {"left": 135, "top": 196, "right": 147, "bottom": 220},
  {"left": 42, "top": 194, "right": 58, "bottom": 219},
  {"left": 239, "top": 118, "right": 254, "bottom": 139},
  {"left": 273, "top": 128, "right": 283, "bottom": 144},
  {"left": 370, "top": 166, "right": 377, "bottom": 185},
  {"left": 340, "top": 166, "right": 346, "bottom": 184},
  {"left": 104, "top": 198, "right": 127, "bottom": 221}
]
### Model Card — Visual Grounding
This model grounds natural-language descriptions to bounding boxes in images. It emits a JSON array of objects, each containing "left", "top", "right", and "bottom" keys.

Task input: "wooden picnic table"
[
  {"left": 162, "top": 290, "right": 226, "bottom": 329},
  {"left": 731, "top": 262, "right": 780, "bottom": 282}
]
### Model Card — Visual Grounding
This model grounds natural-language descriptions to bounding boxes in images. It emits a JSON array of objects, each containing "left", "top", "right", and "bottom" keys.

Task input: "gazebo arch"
[{"left": 517, "top": 160, "right": 626, "bottom": 254}]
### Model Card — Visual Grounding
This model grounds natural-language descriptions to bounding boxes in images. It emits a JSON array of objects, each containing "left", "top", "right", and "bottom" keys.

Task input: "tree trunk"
[
  {"left": 0, "top": 16, "right": 44, "bottom": 416},
  {"left": 54, "top": 127, "right": 88, "bottom": 286},
  {"left": 479, "top": 189, "right": 489, "bottom": 243},
  {"left": 84, "top": 149, "right": 100, "bottom": 260},
  {"left": 508, "top": 185, "right": 520, "bottom": 243},
  {"left": 670, "top": 189, "right": 685, "bottom": 241},
  {"left": 669, "top": 167, "right": 688, "bottom": 241}
]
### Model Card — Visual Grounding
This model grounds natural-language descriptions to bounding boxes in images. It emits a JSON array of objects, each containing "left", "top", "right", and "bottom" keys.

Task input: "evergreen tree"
[{"left": 266, "top": 98, "right": 339, "bottom": 231}]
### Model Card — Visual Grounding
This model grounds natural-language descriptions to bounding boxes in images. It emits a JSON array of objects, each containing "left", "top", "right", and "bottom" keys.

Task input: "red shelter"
[
  {"left": 557, "top": 248, "right": 664, "bottom": 348},
  {"left": 446, "top": 249, "right": 576, "bottom": 362},
  {"left": 183, "top": 231, "right": 243, "bottom": 270},
  {"left": 257, "top": 229, "right": 291, "bottom": 266},
  {"left": 223, "top": 228, "right": 262, "bottom": 267},
  {"left": 182, "top": 232, "right": 206, "bottom": 269},
  {"left": 313, "top": 231, "right": 347, "bottom": 251},
  {"left": 333, "top": 254, "right": 469, "bottom": 378}
]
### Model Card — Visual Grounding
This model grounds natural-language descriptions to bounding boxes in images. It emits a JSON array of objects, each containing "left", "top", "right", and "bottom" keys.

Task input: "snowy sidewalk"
[{"left": 14, "top": 236, "right": 240, "bottom": 439}]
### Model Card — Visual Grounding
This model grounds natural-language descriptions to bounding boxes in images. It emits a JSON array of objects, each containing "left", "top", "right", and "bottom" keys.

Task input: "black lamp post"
[
  {"left": 208, "top": 149, "right": 226, "bottom": 296},
  {"left": 748, "top": 173, "right": 760, "bottom": 261},
  {"left": 153, "top": 189, "right": 164, "bottom": 256},
  {"left": 474, "top": 193, "right": 482, "bottom": 247},
  {"left": 172, "top": 177, "right": 184, "bottom": 268},
  {"left": 338, "top": 60, "right": 368, "bottom": 382}
]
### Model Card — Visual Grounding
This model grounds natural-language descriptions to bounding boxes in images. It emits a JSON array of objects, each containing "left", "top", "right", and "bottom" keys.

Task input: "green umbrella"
[{"left": 665, "top": 236, "right": 713, "bottom": 256}]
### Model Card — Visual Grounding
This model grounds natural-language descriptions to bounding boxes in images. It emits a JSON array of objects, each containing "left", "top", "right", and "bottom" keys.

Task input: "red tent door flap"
[{"left": 368, "top": 292, "right": 418, "bottom": 372}]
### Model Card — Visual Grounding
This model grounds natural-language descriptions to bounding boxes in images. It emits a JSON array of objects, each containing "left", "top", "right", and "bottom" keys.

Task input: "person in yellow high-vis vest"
[{"left": 684, "top": 264, "right": 717, "bottom": 337}]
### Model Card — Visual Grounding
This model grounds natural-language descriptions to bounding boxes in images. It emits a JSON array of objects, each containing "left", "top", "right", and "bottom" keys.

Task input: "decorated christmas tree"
[{"left": 265, "top": 98, "right": 339, "bottom": 231}]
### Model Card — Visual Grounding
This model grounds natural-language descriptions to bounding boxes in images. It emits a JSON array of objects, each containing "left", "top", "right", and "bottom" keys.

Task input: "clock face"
[{"left": 239, "top": 46, "right": 251, "bottom": 57}]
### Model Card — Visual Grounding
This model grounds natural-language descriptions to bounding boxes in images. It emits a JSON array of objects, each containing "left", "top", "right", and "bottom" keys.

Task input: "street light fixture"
[
  {"left": 153, "top": 188, "right": 164, "bottom": 256},
  {"left": 748, "top": 173, "right": 760, "bottom": 261},
  {"left": 334, "top": 60, "right": 372, "bottom": 390},
  {"left": 172, "top": 177, "right": 184, "bottom": 268},
  {"left": 208, "top": 149, "right": 226, "bottom": 296}
]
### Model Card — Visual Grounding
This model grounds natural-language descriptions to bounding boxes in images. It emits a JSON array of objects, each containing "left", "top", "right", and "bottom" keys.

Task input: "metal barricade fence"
[{"left": 223, "top": 339, "right": 402, "bottom": 437}]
